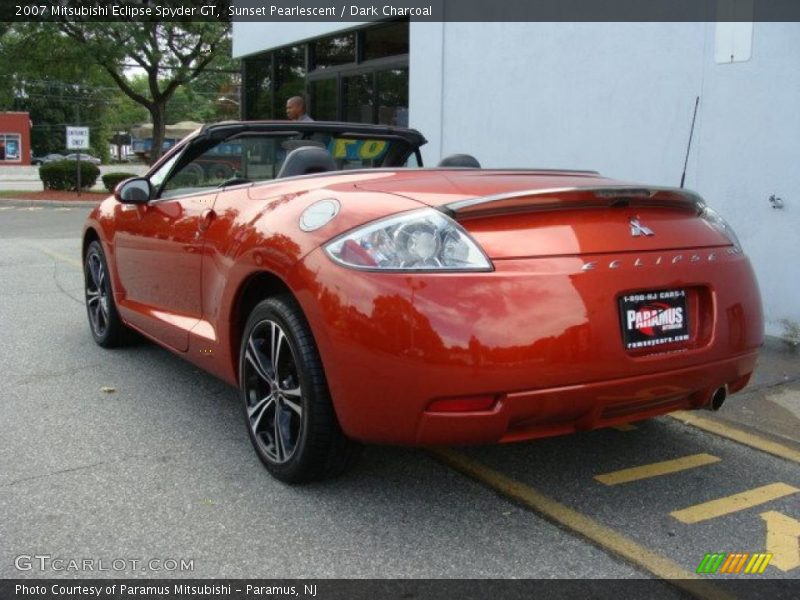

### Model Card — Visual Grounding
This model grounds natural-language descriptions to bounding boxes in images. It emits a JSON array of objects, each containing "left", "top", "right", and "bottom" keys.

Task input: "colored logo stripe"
[
  {"left": 697, "top": 553, "right": 772, "bottom": 574},
  {"left": 721, "top": 553, "right": 749, "bottom": 573},
  {"left": 745, "top": 553, "right": 773, "bottom": 574},
  {"left": 697, "top": 553, "right": 726, "bottom": 574}
]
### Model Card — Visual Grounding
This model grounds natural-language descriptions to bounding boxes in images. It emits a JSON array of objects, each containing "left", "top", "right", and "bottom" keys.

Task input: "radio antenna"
[{"left": 680, "top": 96, "right": 700, "bottom": 189}]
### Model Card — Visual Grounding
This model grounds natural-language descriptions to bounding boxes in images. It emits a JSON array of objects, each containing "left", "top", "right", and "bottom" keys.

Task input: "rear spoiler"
[{"left": 440, "top": 186, "right": 706, "bottom": 220}]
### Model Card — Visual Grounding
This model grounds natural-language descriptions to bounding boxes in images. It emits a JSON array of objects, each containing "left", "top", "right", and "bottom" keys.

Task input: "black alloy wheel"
[
  {"left": 240, "top": 295, "right": 361, "bottom": 483},
  {"left": 84, "top": 240, "right": 127, "bottom": 347}
]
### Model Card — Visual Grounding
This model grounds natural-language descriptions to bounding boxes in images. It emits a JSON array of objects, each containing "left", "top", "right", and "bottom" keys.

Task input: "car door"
[{"left": 113, "top": 147, "right": 223, "bottom": 352}]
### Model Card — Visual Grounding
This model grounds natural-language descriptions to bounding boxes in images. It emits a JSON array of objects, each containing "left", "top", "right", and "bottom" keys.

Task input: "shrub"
[
  {"left": 102, "top": 172, "right": 139, "bottom": 192},
  {"left": 39, "top": 160, "right": 101, "bottom": 191}
]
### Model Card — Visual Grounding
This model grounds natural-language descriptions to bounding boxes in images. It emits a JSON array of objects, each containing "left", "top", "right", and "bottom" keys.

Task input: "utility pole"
[{"left": 75, "top": 103, "right": 81, "bottom": 197}]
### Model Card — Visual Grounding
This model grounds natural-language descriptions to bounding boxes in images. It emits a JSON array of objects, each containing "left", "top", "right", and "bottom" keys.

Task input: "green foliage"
[
  {"left": 39, "top": 161, "right": 101, "bottom": 191},
  {"left": 55, "top": 21, "right": 234, "bottom": 163},
  {"left": 116, "top": 74, "right": 231, "bottom": 126},
  {"left": 1, "top": 22, "right": 237, "bottom": 164},
  {"left": 91, "top": 120, "right": 112, "bottom": 164},
  {"left": 101, "top": 172, "right": 139, "bottom": 192},
  {"left": 0, "top": 24, "right": 117, "bottom": 156},
  {"left": 169, "top": 170, "right": 205, "bottom": 189},
  {"left": 107, "top": 88, "right": 150, "bottom": 131}
]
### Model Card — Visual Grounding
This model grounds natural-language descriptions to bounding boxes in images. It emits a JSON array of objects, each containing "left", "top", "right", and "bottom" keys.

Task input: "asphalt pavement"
[{"left": 0, "top": 203, "right": 797, "bottom": 590}]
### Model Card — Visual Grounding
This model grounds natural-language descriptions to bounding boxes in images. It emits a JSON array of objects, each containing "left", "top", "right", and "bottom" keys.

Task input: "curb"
[{"left": 0, "top": 197, "right": 102, "bottom": 208}]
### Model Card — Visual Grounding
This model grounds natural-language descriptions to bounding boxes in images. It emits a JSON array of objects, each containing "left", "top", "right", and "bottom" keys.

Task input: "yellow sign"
[{"left": 329, "top": 138, "right": 388, "bottom": 161}]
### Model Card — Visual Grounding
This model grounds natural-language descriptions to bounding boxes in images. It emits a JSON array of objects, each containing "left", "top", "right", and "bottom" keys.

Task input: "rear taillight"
[{"left": 325, "top": 208, "right": 493, "bottom": 272}]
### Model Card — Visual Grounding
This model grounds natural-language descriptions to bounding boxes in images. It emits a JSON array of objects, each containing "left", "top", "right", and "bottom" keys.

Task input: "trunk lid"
[{"left": 356, "top": 171, "right": 730, "bottom": 258}]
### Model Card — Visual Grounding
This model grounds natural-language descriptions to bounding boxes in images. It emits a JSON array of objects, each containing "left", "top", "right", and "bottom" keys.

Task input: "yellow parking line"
[
  {"left": 761, "top": 511, "right": 800, "bottom": 572},
  {"left": 26, "top": 244, "right": 82, "bottom": 269},
  {"left": 595, "top": 453, "right": 720, "bottom": 486},
  {"left": 430, "top": 448, "right": 732, "bottom": 600},
  {"left": 670, "top": 410, "right": 800, "bottom": 465},
  {"left": 670, "top": 482, "right": 799, "bottom": 524}
]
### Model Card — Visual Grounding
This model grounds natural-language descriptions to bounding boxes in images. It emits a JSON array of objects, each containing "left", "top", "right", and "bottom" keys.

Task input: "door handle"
[{"left": 199, "top": 208, "right": 216, "bottom": 232}]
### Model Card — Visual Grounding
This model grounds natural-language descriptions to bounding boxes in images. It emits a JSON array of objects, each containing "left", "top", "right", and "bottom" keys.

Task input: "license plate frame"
[{"left": 619, "top": 289, "right": 690, "bottom": 350}]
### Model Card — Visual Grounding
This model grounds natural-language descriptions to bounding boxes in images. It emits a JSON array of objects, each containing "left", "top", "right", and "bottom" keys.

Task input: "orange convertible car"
[{"left": 83, "top": 122, "right": 763, "bottom": 482}]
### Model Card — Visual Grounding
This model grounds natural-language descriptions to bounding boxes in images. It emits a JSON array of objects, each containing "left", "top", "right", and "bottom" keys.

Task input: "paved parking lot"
[{"left": 1, "top": 204, "right": 798, "bottom": 592}]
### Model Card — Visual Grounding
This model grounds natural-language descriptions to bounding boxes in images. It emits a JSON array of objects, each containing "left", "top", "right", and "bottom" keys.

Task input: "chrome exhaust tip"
[{"left": 707, "top": 386, "right": 727, "bottom": 411}]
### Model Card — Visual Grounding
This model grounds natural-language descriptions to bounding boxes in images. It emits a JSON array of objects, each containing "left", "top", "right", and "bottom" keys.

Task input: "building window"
[
  {"left": 342, "top": 74, "right": 373, "bottom": 122},
  {"left": 244, "top": 56, "right": 273, "bottom": 119},
  {"left": 363, "top": 21, "right": 409, "bottom": 61},
  {"left": 242, "top": 20, "right": 409, "bottom": 125},
  {"left": 308, "top": 79, "right": 337, "bottom": 121},
  {"left": 274, "top": 46, "right": 306, "bottom": 117},
  {"left": 0, "top": 133, "right": 21, "bottom": 161},
  {"left": 312, "top": 33, "right": 356, "bottom": 70},
  {"left": 377, "top": 67, "right": 409, "bottom": 126}
]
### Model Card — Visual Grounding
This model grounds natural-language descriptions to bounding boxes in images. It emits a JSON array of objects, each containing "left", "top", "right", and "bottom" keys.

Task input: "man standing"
[{"left": 286, "top": 96, "right": 313, "bottom": 121}]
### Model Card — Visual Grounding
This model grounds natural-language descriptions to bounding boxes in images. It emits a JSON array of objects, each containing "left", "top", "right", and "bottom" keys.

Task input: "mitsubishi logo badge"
[{"left": 630, "top": 217, "right": 654, "bottom": 237}]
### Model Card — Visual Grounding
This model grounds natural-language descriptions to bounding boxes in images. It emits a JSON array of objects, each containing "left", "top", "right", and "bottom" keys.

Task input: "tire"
[
  {"left": 84, "top": 240, "right": 128, "bottom": 348},
  {"left": 239, "top": 295, "right": 361, "bottom": 483}
]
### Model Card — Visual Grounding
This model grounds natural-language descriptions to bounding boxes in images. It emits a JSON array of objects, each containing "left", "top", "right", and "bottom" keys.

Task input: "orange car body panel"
[{"left": 84, "top": 167, "right": 763, "bottom": 446}]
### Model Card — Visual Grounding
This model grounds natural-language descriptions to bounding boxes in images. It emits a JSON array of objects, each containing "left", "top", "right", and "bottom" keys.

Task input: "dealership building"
[
  {"left": 232, "top": 20, "right": 799, "bottom": 340},
  {"left": 0, "top": 112, "right": 31, "bottom": 166}
]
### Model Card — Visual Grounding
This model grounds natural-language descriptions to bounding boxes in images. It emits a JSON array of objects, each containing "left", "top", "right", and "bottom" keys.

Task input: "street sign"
[{"left": 66, "top": 126, "right": 90, "bottom": 150}]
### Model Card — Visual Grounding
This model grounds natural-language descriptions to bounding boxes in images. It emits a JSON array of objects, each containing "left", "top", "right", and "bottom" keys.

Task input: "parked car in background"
[
  {"left": 65, "top": 153, "right": 101, "bottom": 165},
  {"left": 82, "top": 121, "right": 764, "bottom": 484},
  {"left": 31, "top": 153, "right": 65, "bottom": 165}
]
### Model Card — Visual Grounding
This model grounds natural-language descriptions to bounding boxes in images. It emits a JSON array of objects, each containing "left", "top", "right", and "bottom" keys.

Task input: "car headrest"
[
  {"left": 437, "top": 153, "right": 481, "bottom": 168},
  {"left": 277, "top": 146, "right": 337, "bottom": 178}
]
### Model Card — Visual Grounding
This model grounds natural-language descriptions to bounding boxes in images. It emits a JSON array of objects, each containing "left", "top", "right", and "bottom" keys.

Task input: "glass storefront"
[
  {"left": 0, "top": 133, "right": 21, "bottom": 161},
  {"left": 342, "top": 74, "right": 373, "bottom": 123},
  {"left": 377, "top": 67, "right": 409, "bottom": 126},
  {"left": 312, "top": 33, "right": 356, "bottom": 70},
  {"left": 308, "top": 79, "right": 337, "bottom": 121},
  {"left": 242, "top": 20, "right": 408, "bottom": 126},
  {"left": 243, "top": 56, "right": 272, "bottom": 119},
  {"left": 274, "top": 45, "right": 306, "bottom": 117},
  {"left": 363, "top": 21, "right": 409, "bottom": 61}
]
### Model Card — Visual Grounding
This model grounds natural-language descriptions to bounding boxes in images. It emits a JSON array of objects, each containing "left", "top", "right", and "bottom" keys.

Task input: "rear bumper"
[
  {"left": 416, "top": 352, "right": 756, "bottom": 445},
  {"left": 291, "top": 247, "right": 763, "bottom": 446}
]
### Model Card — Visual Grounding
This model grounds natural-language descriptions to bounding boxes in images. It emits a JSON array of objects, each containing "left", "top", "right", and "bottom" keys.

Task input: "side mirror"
[{"left": 115, "top": 177, "right": 152, "bottom": 204}]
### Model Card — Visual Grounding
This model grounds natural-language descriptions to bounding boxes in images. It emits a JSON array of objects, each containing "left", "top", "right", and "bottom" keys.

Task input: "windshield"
[{"left": 158, "top": 126, "right": 422, "bottom": 199}]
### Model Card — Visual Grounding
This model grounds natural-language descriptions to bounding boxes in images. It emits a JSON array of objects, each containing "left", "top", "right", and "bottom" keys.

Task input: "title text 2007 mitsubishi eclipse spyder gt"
[{"left": 82, "top": 121, "right": 763, "bottom": 482}]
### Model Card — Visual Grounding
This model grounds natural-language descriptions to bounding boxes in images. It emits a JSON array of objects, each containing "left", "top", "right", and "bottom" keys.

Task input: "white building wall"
[
  {"left": 233, "top": 22, "right": 368, "bottom": 57},
  {"left": 410, "top": 22, "right": 799, "bottom": 338}
]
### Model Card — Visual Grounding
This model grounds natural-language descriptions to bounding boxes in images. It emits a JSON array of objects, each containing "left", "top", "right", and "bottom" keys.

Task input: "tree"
[
  {"left": 0, "top": 23, "right": 116, "bottom": 160},
  {"left": 55, "top": 21, "right": 231, "bottom": 163}
]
